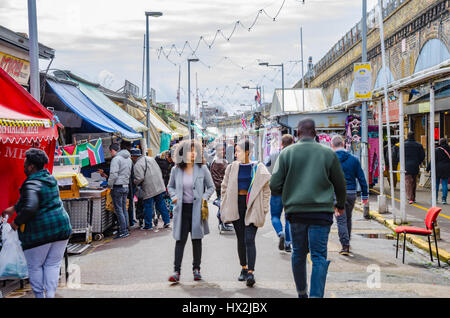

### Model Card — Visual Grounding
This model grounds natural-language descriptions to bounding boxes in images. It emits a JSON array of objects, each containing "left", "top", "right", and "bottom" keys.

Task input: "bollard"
[{"left": 377, "top": 195, "right": 388, "bottom": 214}]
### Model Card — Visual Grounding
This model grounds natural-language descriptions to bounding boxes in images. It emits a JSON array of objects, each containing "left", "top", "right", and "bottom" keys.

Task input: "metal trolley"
[{"left": 63, "top": 197, "right": 93, "bottom": 244}]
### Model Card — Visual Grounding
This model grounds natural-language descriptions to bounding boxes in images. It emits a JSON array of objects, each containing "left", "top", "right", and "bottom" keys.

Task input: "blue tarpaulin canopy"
[{"left": 46, "top": 78, "right": 142, "bottom": 140}]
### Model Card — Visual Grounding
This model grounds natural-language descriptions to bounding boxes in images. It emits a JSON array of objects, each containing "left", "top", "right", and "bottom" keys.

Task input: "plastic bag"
[{"left": 0, "top": 220, "right": 28, "bottom": 279}]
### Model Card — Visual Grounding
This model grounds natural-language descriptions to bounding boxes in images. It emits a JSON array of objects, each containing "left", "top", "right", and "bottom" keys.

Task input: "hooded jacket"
[
  {"left": 133, "top": 155, "right": 166, "bottom": 200},
  {"left": 335, "top": 149, "right": 369, "bottom": 200},
  {"left": 14, "top": 169, "right": 72, "bottom": 250},
  {"left": 108, "top": 149, "right": 132, "bottom": 188}
]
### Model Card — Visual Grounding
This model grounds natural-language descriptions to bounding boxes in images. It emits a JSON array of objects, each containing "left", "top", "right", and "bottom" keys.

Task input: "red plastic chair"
[{"left": 394, "top": 207, "right": 441, "bottom": 267}]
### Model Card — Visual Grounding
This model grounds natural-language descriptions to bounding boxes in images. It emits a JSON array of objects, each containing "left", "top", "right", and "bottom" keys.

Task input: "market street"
[{"left": 6, "top": 197, "right": 450, "bottom": 298}]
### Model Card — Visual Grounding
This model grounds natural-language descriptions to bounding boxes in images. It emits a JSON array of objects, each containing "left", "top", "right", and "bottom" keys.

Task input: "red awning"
[{"left": 0, "top": 68, "right": 58, "bottom": 144}]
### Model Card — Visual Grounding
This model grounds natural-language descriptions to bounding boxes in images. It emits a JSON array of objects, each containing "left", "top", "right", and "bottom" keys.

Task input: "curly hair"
[{"left": 25, "top": 148, "right": 49, "bottom": 170}]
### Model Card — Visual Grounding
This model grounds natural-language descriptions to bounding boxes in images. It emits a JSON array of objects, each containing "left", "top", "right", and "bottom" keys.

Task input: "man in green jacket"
[{"left": 270, "top": 118, "right": 346, "bottom": 298}]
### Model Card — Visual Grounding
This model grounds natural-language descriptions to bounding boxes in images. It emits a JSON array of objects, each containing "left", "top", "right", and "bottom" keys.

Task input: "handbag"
[{"left": 201, "top": 199, "right": 209, "bottom": 221}]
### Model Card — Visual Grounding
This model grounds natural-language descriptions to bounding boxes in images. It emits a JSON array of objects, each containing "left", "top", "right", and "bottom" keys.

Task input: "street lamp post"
[
  {"left": 145, "top": 11, "right": 162, "bottom": 151},
  {"left": 259, "top": 62, "right": 284, "bottom": 113},
  {"left": 188, "top": 58, "right": 199, "bottom": 139},
  {"left": 27, "top": 0, "right": 40, "bottom": 101}
]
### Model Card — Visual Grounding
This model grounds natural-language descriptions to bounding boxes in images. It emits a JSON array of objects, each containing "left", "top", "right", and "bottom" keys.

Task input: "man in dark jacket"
[
  {"left": 270, "top": 118, "right": 346, "bottom": 298},
  {"left": 331, "top": 135, "right": 368, "bottom": 255},
  {"left": 404, "top": 131, "right": 425, "bottom": 204},
  {"left": 427, "top": 138, "right": 450, "bottom": 204}
]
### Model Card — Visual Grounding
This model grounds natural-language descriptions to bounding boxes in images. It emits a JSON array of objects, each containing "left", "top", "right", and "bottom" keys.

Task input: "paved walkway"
[
  {"left": 369, "top": 178, "right": 450, "bottom": 259},
  {"left": 5, "top": 198, "right": 450, "bottom": 298}
]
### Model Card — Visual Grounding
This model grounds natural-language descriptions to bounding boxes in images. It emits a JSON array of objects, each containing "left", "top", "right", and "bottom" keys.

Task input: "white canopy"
[{"left": 270, "top": 88, "right": 328, "bottom": 117}]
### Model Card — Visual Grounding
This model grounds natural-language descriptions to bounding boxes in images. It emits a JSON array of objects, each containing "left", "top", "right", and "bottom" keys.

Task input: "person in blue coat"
[{"left": 331, "top": 135, "right": 368, "bottom": 255}]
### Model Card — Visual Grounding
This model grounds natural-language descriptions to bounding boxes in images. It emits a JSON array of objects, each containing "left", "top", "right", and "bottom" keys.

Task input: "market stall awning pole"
[
  {"left": 398, "top": 90, "right": 406, "bottom": 223},
  {"left": 361, "top": 0, "right": 370, "bottom": 218},
  {"left": 430, "top": 84, "right": 437, "bottom": 207},
  {"left": 377, "top": 99, "right": 387, "bottom": 213},
  {"left": 27, "top": 0, "right": 40, "bottom": 101},
  {"left": 378, "top": 0, "right": 397, "bottom": 222}
]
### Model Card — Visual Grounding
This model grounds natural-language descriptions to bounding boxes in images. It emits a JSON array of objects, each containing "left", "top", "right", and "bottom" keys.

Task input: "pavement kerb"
[{"left": 354, "top": 204, "right": 450, "bottom": 265}]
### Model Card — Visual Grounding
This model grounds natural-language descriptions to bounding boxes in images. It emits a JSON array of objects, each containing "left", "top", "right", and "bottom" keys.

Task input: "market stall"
[{"left": 0, "top": 68, "right": 59, "bottom": 213}]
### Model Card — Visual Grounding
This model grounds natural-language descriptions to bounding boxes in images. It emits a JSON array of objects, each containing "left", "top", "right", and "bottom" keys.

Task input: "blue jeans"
[
  {"left": 290, "top": 222, "right": 331, "bottom": 298},
  {"left": 436, "top": 177, "right": 448, "bottom": 202},
  {"left": 111, "top": 186, "right": 129, "bottom": 235},
  {"left": 143, "top": 192, "right": 171, "bottom": 228},
  {"left": 270, "top": 195, "right": 291, "bottom": 245}
]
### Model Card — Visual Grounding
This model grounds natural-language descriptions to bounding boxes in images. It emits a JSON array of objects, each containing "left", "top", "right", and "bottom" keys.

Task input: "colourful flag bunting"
[
  {"left": 77, "top": 143, "right": 90, "bottom": 167},
  {"left": 62, "top": 145, "right": 77, "bottom": 165},
  {"left": 87, "top": 138, "right": 105, "bottom": 166}
]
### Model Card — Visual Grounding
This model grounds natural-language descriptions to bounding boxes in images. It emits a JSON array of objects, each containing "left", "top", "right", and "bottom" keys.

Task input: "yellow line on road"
[{"left": 370, "top": 189, "right": 450, "bottom": 220}]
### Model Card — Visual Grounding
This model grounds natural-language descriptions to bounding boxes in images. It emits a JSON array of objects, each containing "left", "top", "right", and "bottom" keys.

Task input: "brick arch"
[{"left": 414, "top": 37, "right": 450, "bottom": 73}]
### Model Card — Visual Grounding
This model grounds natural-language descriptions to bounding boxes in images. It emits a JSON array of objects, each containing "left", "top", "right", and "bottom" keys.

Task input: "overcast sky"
[{"left": 0, "top": 0, "right": 378, "bottom": 115}]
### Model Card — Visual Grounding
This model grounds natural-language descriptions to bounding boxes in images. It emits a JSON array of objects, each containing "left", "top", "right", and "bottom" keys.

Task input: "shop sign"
[
  {"left": 418, "top": 102, "right": 430, "bottom": 113},
  {"left": 0, "top": 52, "right": 30, "bottom": 86},
  {"left": 354, "top": 63, "right": 372, "bottom": 100}
]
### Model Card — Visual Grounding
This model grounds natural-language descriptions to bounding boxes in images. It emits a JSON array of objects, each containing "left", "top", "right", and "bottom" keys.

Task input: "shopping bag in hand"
[
  {"left": 201, "top": 199, "right": 209, "bottom": 221},
  {"left": 0, "top": 220, "right": 28, "bottom": 279}
]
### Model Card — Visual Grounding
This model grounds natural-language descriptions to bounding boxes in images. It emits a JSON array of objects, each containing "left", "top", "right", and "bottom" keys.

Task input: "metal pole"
[
  {"left": 27, "top": 0, "right": 40, "bottom": 101},
  {"left": 378, "top": 0, "right": 397, "bottom": 221},
  {"left": 377, "top": 99, "right": 385, "bottom": 195},
  {"left": 361, "top": 0, "right": 370, "bottom": 218},
  {"left": 300, "top": 27, "right": 305, "bottom": 112},
  {"left": 281, "top": 64, "right": 285, "bottom": 114},
  {"left": 188, "top": 61, "right": 192, "bottom": 139},
  {"left": 142, "top": 34, "right": 145, "bottom": 99},
  {"left": 430, "top": 84, "right": 436, "bottom": 207},
  {"left": 145, "top": 15, "right": 151, "bottom": 149},
  {"left": 398, "top": 91, "right": 406, "bottom": 223}
]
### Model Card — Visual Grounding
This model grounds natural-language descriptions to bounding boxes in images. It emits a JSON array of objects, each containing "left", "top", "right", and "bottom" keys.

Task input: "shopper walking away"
[
  {"left": 156, "top": 150, "right": 176, "bottom": 218},
  {"left": 221, "top": 140, "right": 271, "bottom": 287},
  {"left": 384, "top": 139, "right": 399, "bottom": 189},
  {"left": 270, "top": 118, "right": 347, "bottom": 298},
  {"left": 210, "top": 143, "right": 233, "bottom": 232},
  {"left": 269, "top": 134, "right": 294, "bottom": 252},
  {"left": 427, "top": 138, "right": 450, "bottom": 205},
  {"left": 120, "top": 140, "right": 137, "bottom": 227},
  {"left": 167, "top": 139, "right": 215, "bottom": 282},
  {"left": 331, "top": 135, "right": 368, "bottom": 255},
  {"left": 404, "top": 131, "right": 425, "bottom": 204},
  {"left": 2, "top": 148, "right": 72, "bottom": 298},
  {"left": 108, "top": 143, "right": 132, "bottom": 239},
  {"left": 133, "top": 150, "right": 171, "bottom": 230}
]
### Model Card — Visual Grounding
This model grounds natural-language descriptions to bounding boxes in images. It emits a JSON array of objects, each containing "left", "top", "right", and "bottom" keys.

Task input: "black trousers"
[
  {"left": 174, "top": 203, "right": 202, "bottom": 272},
  {"left": 232, "top": 195, "right": 258, "bottom": 271}
]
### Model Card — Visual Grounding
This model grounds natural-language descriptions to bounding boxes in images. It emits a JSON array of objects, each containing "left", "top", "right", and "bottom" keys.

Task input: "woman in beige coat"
[{"left": 220, "top": 139, "right": 271, "bottom": 287}]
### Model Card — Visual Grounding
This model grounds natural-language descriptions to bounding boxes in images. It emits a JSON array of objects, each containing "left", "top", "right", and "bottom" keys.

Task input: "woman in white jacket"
[
  {"left": 220, "top": 140, "right": 271, "bottom": 287},
  {"left": 167, "top": 139, "right": 215, "bottom": 282}
]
